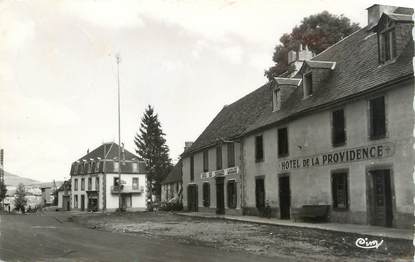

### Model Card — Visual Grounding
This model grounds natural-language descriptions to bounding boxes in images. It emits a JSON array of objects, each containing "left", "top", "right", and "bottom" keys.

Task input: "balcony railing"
[{"left": 111, "top": 185, "right": 144, "bottom": 194}]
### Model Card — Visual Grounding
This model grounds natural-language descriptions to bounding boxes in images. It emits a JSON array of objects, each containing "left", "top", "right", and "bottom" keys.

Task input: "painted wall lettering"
[{"left": 279, "top": 142, "right": 394, "bottom": 171}]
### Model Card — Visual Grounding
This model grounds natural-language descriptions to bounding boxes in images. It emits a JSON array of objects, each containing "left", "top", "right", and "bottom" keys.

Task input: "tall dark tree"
[
  {"left": 265, "top": 11, "right": 360, "bottom": 79},
  {"left": 0, "top": 180, "right": 7, "bottom": 204},
  {"left": 14, "top": 183, "right": 27, "bottom": 213},
  {"left": 134, "top": 105, "right": 172, "bottom": 205}
]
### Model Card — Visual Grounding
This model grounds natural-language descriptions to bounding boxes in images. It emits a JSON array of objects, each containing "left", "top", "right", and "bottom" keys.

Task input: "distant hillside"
[
  {"left": 2, "top": 170, "right": 39, "bottom": 186},
  {"left": 28, "top": 181, "right": 64, "bottom": 189}
]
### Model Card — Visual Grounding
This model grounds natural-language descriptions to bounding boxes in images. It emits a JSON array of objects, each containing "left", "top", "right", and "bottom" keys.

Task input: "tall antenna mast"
[{"left": 116, "top": 53, "right": 122, "bottom": 211}]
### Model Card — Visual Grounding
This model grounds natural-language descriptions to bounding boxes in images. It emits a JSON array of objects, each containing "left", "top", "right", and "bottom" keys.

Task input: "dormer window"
[
  {"left": 378, "top": 18, "right": 396, "bottom": 63},
  {"left": 273, "top": 88, "right": 281, "bottom": 111},
  {"left": 303, "top": 72, "right": 313, "bottom": 98}
]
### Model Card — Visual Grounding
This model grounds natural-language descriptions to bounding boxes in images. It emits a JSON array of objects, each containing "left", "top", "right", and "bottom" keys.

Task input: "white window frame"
[
  {"left": 303, "top": 72, "right": 313, "bottom": 98},
  {"left": 273, "top": 88, "right": 281, "bottom": 111}
]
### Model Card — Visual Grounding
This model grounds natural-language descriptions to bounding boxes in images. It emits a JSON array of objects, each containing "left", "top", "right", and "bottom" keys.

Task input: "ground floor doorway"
[
  {"left": 255, "top": 177, "right": 265, "bottom": 214},
  {"left": 368, "top": 169, "right": 393, "bottom": 227},
  {"left": 121, "top": 194, "right": 132, "bottom": 210},
  {"left": 187, "top": 184, "right": 198, "bottom": 212},
  {"left": 216, "top": 177, "right": 225, "bottom": 214},
  {"left": 279, "top": 175, "right": 291, "bottom": 219},
  {"left": 87, "top": 192, "right": 99, "bottom": 212},
  {"left": 81, "top": 195, "right": 85, "bottom": 211}
]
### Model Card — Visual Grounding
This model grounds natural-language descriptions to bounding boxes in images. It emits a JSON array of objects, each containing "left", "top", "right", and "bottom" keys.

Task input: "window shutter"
[{"left": 216, "top": 145, "right": 222, "bottom": 170}]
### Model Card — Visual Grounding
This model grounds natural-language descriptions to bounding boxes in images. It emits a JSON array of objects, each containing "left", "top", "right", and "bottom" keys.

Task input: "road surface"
[{"left": 0, "top": 212, "right": 286, "bottom": 262}]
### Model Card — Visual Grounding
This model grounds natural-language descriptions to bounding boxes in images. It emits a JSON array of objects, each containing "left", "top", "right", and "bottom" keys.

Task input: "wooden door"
[
  {"left": 370, "top": 169, "right": 393, "bottom": 227},
  {"left": 279, "top": 176, "right": 291, "bottom": 219},
  {"left": 81, "top": 195, "right": 85, "bottom": 211},
  {"left": 216, "top": 177, "right": 225, "bottom": 214},
  {"left": 187, "top": 185, "right": 198, "bottom": 212},
  {"left": 255, "top": 178, "right": 265, "bottom": 212}
]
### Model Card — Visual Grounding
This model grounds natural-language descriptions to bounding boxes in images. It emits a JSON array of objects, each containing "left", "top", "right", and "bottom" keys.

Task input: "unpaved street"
[
  {"left": 0, "top": 212, "right": 280, "bottom": 262},
  {"left": 73, "top": 211, "right": 413, "bottom": 262}
]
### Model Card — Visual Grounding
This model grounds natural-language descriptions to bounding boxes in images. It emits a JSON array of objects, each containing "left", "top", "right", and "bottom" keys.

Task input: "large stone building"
[
  {"left": 70, "top": 142, "right": 147, "bottom": 211},
  {"left": 182, "top": 4, "right": 414, "bottom": 228}
]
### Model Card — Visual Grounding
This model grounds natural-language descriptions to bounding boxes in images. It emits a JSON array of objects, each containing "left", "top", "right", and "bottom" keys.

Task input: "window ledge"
[
  {"left": 332, "top": 142, "right": 346, "bottom": 148},
  {"left": 369, "top": 134, "right": 387, "bottom": 141},
  {"left": 378, "top": 57, "right": 398, "bottom": 68}
]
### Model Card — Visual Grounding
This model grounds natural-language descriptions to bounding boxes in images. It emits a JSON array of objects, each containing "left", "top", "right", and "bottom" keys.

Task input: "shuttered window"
[
  {"left": 227, "top": 143, "right": 235, "bottom": 168},
  {"left": 255, "top": 135, "right": 264, "bottom": 162},
  {"left": 203, "top": 150, "right": 209, "bottom": 172},
  {"left": 369, "top": 96, "right": 386, "bottom": 139},
  {"left": 190, "top": 156, "right": 194, "bottom": 182},
  {"left": 216, "top": 145, "right": 222, "bottom": 170},
  {"left": 332, "top": 109, "right": 346, "bottom": 146},
  {"left": 132, "top": 177, "right": 139, "bottom": 190},
  {"left": 332, "top": 172, "right": 348, "bottom": 209},
  {"left": 278, "top": 128, "right": 289, "bottom": 157},
  {"left": 379, "top": 28, "right": 396, "bottom": 63},
  {"left": 304, "top": 73, "right": 313, "bottom": 97}
]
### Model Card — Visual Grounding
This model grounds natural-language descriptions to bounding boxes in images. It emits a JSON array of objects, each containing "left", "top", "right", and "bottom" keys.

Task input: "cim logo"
[{"left": 355, "top": 238, "right": 384, "bottom": 249}]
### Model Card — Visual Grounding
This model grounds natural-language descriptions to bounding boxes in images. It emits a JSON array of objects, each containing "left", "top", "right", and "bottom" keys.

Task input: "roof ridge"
[{"left": 313, "top": 27, "right": 365, "bottom": 59}]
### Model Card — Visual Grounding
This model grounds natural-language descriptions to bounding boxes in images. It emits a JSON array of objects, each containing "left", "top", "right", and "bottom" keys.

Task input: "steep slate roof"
[
  {"left": 183, "top": 8, "right": 413, "bottom": 155},
  {"left": 161, "top": 160, "right": 182, "bottom": 184},
  {"left": 78, "top": 142, "right": 138, "bottom": 161},
  {"left": 184, "top": 84, "right": 272, "bottom": 154},
  {"left": 244, "top": 22, "right": 414, "bottom": 135},
  {"left": 71, "top": 142, "right": 147, "bottom": 175}
]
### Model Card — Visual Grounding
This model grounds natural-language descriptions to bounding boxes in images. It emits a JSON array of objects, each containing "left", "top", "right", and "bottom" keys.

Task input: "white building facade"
[{"left": 70, "top": 142, "right": 147, "bottom": 211}]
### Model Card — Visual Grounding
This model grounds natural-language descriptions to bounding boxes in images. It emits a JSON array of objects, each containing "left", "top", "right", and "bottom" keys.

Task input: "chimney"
[
  {"left": 367, "top": 4, "right": 399, "bottom": 28},
  {"left": 298, "top": 45, "right": 313, "bottom": 61},
  {"left": 287, "top": 50, "right": 297, "bottom": 64},
  {"left": 184, "top": 141, "right": 193, "bottom": 152},
  {"left": 287, "top": 45, "right": 313, "bottom": 65}
]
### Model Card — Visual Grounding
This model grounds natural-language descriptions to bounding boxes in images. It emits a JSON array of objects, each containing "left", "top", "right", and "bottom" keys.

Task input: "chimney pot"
[
  {"left": 298, "top": 46, "right": 313, "bottom": 61},
  {"left": 367, "top": 4, "right": 399, "bottom": 28},
  {"left": 184, "top": 141, "right": 193, "bottom": 151}
]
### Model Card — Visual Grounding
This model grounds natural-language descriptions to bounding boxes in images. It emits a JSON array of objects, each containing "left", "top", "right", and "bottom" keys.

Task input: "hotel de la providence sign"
[
  {"left": 200, "top": 166, "right": 239, "bottom": 179},
  {"left": 279, "top": 142, "right": 395, "bottom": 171}
]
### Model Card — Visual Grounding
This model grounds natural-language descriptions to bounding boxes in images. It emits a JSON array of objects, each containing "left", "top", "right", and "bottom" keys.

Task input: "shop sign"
[
  {"left": 200, "top": 166, "right": 239, "bottom": 179},
  {"left": 279, "top": 142, "right": 394, "bottom": 171}
]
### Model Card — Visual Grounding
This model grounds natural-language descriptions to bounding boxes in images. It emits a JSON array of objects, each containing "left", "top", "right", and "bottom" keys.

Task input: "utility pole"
[
  {"left": 0, "top": 149, "right": 4, "bottom": 210},
  {"left": 116, "top": 54, "right": 122, "bottom": 212}
]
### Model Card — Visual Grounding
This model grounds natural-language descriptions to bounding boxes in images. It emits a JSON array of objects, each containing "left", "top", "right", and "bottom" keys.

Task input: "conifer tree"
[
  {"left": 134, "top": 105, "right": 172, "bottom": 205},
  {"left": 0, "top": 180, "right": 7, "bottom": 204}
]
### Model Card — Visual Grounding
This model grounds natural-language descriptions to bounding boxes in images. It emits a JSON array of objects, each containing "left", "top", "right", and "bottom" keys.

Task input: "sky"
[{"left": 0, "top": 0, "right": 413, "bottom": 182}]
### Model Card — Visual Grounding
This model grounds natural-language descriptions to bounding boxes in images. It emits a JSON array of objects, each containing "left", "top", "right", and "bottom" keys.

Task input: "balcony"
[{"left": 111, "top": 185, "right": 144, "bottom": 194}]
